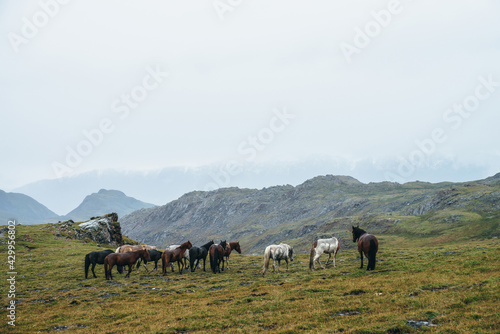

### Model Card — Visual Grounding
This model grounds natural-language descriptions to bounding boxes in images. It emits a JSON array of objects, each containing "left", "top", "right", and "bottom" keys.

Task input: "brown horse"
[
  {"left": 209, "top": 241, "right": 227, "bottom": 274},
  {"left": 104, "top": 249, "right": 150, "bottom": 280},
  {"left": 161, "top": 241, "right": 192, "bottom": 275},
  {"left": 223, "top": 242, "right": 241, "bottom": 270},
  {"left": 351, "top": 225, "right": 378, "bottom": 271}
]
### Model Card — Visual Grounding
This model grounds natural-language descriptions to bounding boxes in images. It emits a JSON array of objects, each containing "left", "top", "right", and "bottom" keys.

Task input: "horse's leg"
[
  {"left": 314, "top": 253, "right": 324, "bottom": 269},
  {"left": 277, "top": 259, "right": 281, "bottom": 273},
  {"left": 109, "top": 264, "right": 114, "bottom": 280},
  {"left": 91, "top": 262, "right": 97, "bottom": 278},
  {"left": 125, "top": 264, "right": 133, "bottom": 278},
  {"left": 178, "top": 260, "right": 182, "bottom": 274},
  {"left": 333, "top": 250, "right": 337, "bottom": 268},
  {"left": 359, "top": 250, "right": 364, "bottom": 269},
  {"left": 285, "top": 258, "right": 289, "bottom": 271},
  {"left": 326, "top": 253, "right": 332, "bottom": 265}
]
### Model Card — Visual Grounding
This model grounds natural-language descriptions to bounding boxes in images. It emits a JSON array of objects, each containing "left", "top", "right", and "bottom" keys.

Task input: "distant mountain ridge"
[
  {"left": 63, "top": 189, "right": 156, "bottom": 222},
  {"left": 120, "top": 174, "right": 500, "bottom": 254},
  {"left": 0, "top": 189, "right": 155, "bottom": 225},
  {"left": 0, "top": 189, "right": 59, "bottom": 224}
]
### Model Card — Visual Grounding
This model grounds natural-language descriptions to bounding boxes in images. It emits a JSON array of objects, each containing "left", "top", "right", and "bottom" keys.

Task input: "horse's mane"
[
  {"left": 201, "top": 240, "right": 214, "bottom": 249},
  {"left": 353, "top": 226, "right": 367, "bottom": 237}
]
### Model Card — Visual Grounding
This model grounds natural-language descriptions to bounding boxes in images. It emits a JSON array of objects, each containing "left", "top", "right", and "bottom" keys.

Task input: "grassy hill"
[
  {"left": 0, "top": 223, "right": 498, "bottom": 333},
  {"left": 121, "top": 174, "right": 500, "bottom": 253}
]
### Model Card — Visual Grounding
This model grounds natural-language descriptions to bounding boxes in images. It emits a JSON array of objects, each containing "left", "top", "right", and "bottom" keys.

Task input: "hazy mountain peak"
[
  {"left": 64, "top": 189, "right": 156, "bottom": 222},
  {"left": 0, "top": 189, "right": 59, "bottom": 224}
]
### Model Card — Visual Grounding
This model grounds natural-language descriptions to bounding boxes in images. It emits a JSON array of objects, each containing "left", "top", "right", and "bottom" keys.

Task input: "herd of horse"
[{"left": 84, "top": 226, "right": 378, "bottom": 280}]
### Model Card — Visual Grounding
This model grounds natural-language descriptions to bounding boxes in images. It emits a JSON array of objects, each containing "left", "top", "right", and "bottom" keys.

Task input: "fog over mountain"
[{"left": 12, "top": 159, "right": 490, "bottom": 215}]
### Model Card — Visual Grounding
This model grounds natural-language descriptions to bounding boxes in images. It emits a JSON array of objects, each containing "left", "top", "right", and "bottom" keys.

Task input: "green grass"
[{"left": 0, "top": 224, "right": 499, "bottom": 333}]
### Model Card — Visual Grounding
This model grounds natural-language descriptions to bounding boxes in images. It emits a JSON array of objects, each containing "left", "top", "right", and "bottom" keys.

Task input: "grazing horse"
[
  {"left": 136, "top": 249, "right": 163, "bottom": 272},
  {"left": 351, "top": 226, "right": 378, "bottom": 271},
  {"left": 223, "top": 242, "right": 242, "bottom": 270},
  {"left": 309, "top": 237, "right": 340, "bottom": 270},
  {"left": 161, "top": 241, "right": 192, "bottom": 275},
  {"left": 189, "top": 240, "right": 214, "bottom": 272},
  {"left": 262, "top": 243, "right": 294, "bottom": 276},
  {"left": 116, "top": 244, "right": 156, "bottom": 253},
  {"left": 209, "top": 241, "right": 227, "bottom": 274},
  {"left": 84, "top": 249, "right": 123, "bottom": 278},
  {"left": 104, "top": 249, "right": 150, "bottom": 280}
]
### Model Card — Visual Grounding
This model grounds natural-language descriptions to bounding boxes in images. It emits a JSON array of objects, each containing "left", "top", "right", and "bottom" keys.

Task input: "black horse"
[
  {"left": 136, "top": 249, "right": 163, "bottom": 272},
  {"left": 84, "top": 249, "right": 122, "bottom": 279},
  {"left": 189, "top": 240, "right": 214, "bottom": 272}
]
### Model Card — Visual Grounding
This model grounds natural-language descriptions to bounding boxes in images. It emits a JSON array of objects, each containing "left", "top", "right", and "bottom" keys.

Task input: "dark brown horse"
[
  {"left": 161, "top": 241, "right": 192, "bottom": 275},
  {"left": 223, "top": 242, "right": 241, "bottom": 270},
  {"left": 209, "top": 241, "right": 227, "bottom": 274},
  {"left": 104, "top": 249, "right": 150, "bottom": 280},
  {"left": 351, "top": 225, "right": 378, "bottom": 270}
]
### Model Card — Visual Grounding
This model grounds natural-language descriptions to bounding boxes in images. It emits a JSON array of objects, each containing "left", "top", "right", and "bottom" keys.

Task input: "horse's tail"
[
  {"left": 189, "top": 249, "right": 196, "bottom": 272},
  {"left": 262, "top": 247, "right": 271, "bottom": 275},
  {"left": 309, "top": 241, "right": 317, "bottom": 270},
  {"left": 210, "top": 248, "right": 219, "bottom": 274},
  {"left": 104, "top": 257, "right": 109, "bottom": 280},
  {"left": 84, "top": 254, "right": 90, "bottom": 279},
  {"left": 368, "top": 239, "right": 377, "bottom": 270},
  {"left": 161, "top": 253, "right": 167, "bottom": 275}
]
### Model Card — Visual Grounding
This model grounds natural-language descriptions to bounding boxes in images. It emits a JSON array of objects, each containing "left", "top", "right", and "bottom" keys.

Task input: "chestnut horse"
[
  {"left": 104, "top": 249, "right": 150, "bottom": 280},
  {"left": 351, "top": 226, "right": 378, "bottom": 270},
  {"left": 84, "top": 249, "right": 123, "bottom": 279},
  {"left": 209, "top": 241, "right": 227, "bottom": 274},
  {"left": 161, "top": 241, "right": 192, "bottom": 275},
  {"left": 223, "top": 242, "right": 242, "bottom": 270}
]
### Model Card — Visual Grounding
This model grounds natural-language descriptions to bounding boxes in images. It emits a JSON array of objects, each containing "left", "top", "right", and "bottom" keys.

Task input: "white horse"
[
  {"left": 309, "top": 237, "right": 340, "bottom": 270},
  {"left": 262, "top": 243, "right": 294, "bottom": 276}
]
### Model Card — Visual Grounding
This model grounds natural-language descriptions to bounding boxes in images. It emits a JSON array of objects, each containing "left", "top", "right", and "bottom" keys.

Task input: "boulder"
[{"left": 55, "top": 213, "right": 123, "bottom": 245}]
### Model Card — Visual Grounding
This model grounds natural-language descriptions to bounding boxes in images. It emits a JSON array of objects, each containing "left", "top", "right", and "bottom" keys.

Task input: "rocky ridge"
[{"left": 121, "top": 174, "right": 500, "bottom": 253}]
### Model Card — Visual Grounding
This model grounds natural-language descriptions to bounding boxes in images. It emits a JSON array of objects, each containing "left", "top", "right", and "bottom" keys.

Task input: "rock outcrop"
[{"left": 53, "top": 213, "right": 123, "bottom": 245}]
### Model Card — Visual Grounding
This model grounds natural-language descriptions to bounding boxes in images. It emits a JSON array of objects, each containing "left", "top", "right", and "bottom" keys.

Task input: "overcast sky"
[{"left": 1, "top": 0, "right": 499, "bottom": 191}]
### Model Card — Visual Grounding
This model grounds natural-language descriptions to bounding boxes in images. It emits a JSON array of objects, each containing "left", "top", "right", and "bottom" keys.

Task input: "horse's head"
[
  {"left": 143, "top": 249, "right": 151, "bottom": 261},
  {"left": 185, "top": 240, "right": 193, "bottom": 249},
  {"left": 352, "top": 225, "right": 365, "bottom": 242},
  {"left": 234, "top": 242, "right": 242, "bottom": 254},
  {"left": 220, "top": 240, "right": 227, "bottom": 249},
  {"left": 288, "top": 246, "right": 294, "bottom": 261}
]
